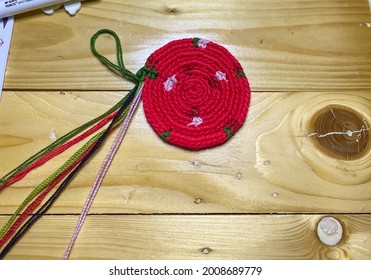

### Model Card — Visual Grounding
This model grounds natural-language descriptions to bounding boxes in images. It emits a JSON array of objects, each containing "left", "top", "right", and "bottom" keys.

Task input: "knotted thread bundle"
[{"left": 0, "top": 29, "right": 250, "bottom": 259}]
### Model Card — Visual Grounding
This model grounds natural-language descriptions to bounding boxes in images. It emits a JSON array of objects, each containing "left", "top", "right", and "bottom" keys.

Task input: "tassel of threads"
[{"left": 0, "top": 29, "right": 156, "bottom": 259}]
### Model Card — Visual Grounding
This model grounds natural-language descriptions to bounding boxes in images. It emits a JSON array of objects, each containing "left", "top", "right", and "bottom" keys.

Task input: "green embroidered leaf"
[
  {"left": 192, "top": 38, "right": 200, "bottom": 47},
  {"left": 236, "top": 71, "right": 246, "bottom": 77},
  {"left": 160, "top": 130, "right": 171, "bottom": 141},
  {"left": 223, "top": 126, "right": 232, "bottom": 138}
]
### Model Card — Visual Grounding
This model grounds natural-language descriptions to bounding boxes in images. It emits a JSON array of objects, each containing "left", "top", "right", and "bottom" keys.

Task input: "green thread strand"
[
  {"left": 136, "top": 65, "right": 158, "bottom": 80},
  {"left": 0, "top": 133, "right": 101, "bottom": 237},
  {"left": 0, "top": 92, "right": 131, "bottom": 189},
  {"left": 0, "top": 105, "right": 131, "bottom": 238},
  {"left": 90, "top": 29, "right": 158, "bottom": 83},
  {"left": 90, "top": 29, "right": 139, "bottom": 84}
]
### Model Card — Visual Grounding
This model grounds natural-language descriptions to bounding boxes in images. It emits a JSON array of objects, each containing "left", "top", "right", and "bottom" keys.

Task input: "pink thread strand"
[{"left": 63, "top": 84, "right": 143, "bottom": 259}]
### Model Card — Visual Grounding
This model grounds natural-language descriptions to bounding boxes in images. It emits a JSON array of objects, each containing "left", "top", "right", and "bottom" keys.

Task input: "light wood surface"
[
  {"left": 0, "top": 90, "right": 370, "bottom": 214},
  {"left": 0, "top": 0, "right": 370, "bottom": 259},
  {"left": 1, "top": 215, "right": 371, "bottom": 260},
  {"left": 4, "top": 0, "right": 371, "bottom": 91}
]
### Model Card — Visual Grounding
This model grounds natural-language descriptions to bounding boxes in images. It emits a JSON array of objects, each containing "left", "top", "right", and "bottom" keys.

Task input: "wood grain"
[
  {"left": 1, "top": 214, "right": 370, "bottom": 260},
  {"left": 3, "top": 0, "right": 371, "bottom": 91},
  {"left": 0, "top": 90, "right": 369, "bottom": 214},
  {"left": 1, "top": 0, "right": 370, "bottom": 260}
]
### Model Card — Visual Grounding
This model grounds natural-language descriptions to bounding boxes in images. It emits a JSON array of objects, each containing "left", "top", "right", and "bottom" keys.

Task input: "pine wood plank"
[
  {"left": 0, "top": 90, "right": 369, "bottom": 214},
  {"left": 4, "top": 0, "right": 371, "bottom": 91},
  {"left": 1, "top": 214, "right": 370, "bottom": 260},
  {"left": 1, "top": 0, "right": 370, "bottom": 263}
]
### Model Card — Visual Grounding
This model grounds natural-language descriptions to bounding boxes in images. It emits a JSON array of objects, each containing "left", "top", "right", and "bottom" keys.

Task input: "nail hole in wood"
[
  {"left": 200, "top": 247, "right": 212, "bottom": 254},
  {"left": 235, "top": 172, "right": 242, "bottom": 179},
  {"left": 191, "top": 160, "right": 200, "bottom": 167},
  {"left": 167, "top": 7, "right": 179, "bottom": 15}
]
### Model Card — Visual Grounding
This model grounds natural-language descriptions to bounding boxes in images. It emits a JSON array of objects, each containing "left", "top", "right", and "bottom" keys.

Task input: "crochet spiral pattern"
[{"left": 142, "top": 38, "right": 251, "bottom": 150}]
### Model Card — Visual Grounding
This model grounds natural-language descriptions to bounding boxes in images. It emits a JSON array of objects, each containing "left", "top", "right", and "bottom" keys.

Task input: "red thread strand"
[
  {"left": 0, "top": 145, "right": 94, "bottom": 249},
  {"left": 0, "top": 112, "right": 117, "bottom": 192}
]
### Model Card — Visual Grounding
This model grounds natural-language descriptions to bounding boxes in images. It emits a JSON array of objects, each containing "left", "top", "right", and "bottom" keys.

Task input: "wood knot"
[{"left": 309, "top": 105, "right": 369, "bottom": 160}]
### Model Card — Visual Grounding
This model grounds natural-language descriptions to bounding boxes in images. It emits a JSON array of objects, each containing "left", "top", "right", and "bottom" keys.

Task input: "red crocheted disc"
[{"left": 142, "top": 38, "right": 251, "bottom": 150}]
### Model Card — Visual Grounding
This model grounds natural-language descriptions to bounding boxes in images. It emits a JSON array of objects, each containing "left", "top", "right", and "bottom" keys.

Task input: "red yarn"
[
  {"left": 142, "top": 38, "right": 250, "bottom": 150},
  {"left": 0, "top": 111, "right": 117, "bottom": 191},
  {"left": 0, "top": 145, "right": 93, "bottom": 248}
]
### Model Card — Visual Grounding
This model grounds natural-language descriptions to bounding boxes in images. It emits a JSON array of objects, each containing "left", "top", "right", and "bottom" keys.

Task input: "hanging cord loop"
[
  {"left": 90, "top": 29, "right": 158, "bottom": 84},
  {"left": 90, "top": 29, "right": 140, "bottom": 84}
]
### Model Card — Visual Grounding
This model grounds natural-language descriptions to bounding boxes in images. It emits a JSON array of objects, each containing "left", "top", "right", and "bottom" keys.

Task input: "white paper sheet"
[{"left": 0, "top": 17, "right": 14, "bottom": 100}]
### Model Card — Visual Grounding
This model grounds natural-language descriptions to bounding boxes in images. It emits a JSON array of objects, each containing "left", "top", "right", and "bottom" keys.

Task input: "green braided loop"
[
  {"left": 91, "top": 29, "right": 158, "bottom": 83},
  {"left": 90, "top": 29, "right": 140, "bottom": 84}
]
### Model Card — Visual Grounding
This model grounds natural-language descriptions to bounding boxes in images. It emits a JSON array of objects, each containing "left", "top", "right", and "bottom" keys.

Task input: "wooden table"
[{"left": 0, "top": 0, "right": 370, "bottom": 260}]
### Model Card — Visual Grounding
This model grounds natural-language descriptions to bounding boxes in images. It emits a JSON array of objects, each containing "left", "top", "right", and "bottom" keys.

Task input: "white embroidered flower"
[
  {"left": 163, "top": 75, "right": 177, "bottom": 91},
  {"left": 188, "top": 117, "right": 203, "bottom": 127},
  {"left": 215, "top": 71, "right": 227, "bottom": 81},
  {"left": 198, "top": 39, "right": 209, "bottom": 49}
]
